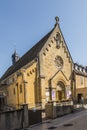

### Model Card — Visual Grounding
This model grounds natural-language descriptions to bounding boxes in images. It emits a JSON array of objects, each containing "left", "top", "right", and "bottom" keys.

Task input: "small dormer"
[
  {"left": 12, "top": 50, "right": 20, "bottom": 65},
  {"left": 74, "top": 63, "right": 79, "bottom": 70}
]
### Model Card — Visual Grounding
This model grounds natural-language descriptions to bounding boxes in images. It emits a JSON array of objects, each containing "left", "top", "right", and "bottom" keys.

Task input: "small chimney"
[{"left": 12, "top": 50, "right": 20, "bottom": 65}]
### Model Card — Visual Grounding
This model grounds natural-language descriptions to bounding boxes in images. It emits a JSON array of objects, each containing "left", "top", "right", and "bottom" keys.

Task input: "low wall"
[
  {"left": 0, "top": 104, "right": 42, "bottom": 130},
  {"left": 0, "top": 104, "right": 29, "bottom": 130},
  {"left": 45, "top": 101, "right": 73, "bottom": 119},
  {"left": 0, "top": 109, "right": 23, "bottom": 130}
]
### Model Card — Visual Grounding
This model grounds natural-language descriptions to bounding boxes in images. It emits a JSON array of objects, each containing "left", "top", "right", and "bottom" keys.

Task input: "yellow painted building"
[
  {"left": 0, "top": 17, "right": 87, "bottom": 109},
  {"left": 73, "top": 63, "right": 87, "bottom": 103}
]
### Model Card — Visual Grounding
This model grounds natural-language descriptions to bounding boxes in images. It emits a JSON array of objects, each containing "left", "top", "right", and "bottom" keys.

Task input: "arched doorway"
[{"left": 57, "top": 81, "right": 66, "bottom": 101}]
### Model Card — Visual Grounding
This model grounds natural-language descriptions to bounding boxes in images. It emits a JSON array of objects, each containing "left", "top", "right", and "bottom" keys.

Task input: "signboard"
[
  {"left": 66, "top": 86, "right": 71, "bottom": 99},
  {"left": 52, "top": 89, "right": 56, "bottom": 100}
]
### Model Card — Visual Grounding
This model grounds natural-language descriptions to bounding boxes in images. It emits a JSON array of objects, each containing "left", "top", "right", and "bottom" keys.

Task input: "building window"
[
  {"left": 13, "top": 88, "right": 16, "bottom": 95},
  {"left": 80, "top": 76, "right": 83, "bottom": 85},
  {"left": 20, "top": 85, "right": 22, "bottom": 93}
]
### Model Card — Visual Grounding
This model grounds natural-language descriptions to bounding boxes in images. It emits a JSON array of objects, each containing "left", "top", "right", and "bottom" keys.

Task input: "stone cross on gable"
[{"left": 55, "top": 16, "right": 59, "bottom": 24}]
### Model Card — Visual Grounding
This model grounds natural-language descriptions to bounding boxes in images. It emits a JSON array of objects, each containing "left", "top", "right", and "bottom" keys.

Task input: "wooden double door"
[{"left": 57, "top": 81, "right": 66, "bottom": 101}]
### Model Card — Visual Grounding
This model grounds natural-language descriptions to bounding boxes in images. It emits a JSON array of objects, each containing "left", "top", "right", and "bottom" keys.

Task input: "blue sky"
[{"left": 0, "top": 0, "right": 87, "bottom": 77}]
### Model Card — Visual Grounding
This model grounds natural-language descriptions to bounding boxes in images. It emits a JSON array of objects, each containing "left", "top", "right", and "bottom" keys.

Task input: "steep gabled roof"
[{"left": 1, "top": 28, "right": 54, "bottom": 80}]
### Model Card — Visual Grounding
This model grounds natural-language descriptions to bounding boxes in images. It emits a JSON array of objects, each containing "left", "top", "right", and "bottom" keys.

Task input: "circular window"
[{"left": 54, "top": 56, "right": 63, "bottom": 69}]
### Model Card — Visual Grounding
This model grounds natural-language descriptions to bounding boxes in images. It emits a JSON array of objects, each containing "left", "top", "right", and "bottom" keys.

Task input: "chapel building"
[{"left": 0, "top": 17, "right": 87, "bottom": 109}]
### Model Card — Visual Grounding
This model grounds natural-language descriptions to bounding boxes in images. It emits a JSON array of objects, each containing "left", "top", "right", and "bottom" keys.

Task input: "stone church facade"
[{"left": 0, "top": 17, "right": 87, "bottom": 109}]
